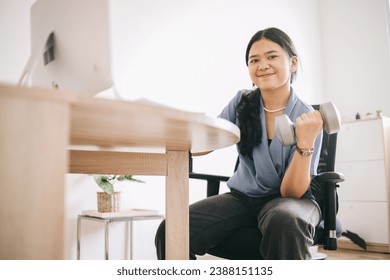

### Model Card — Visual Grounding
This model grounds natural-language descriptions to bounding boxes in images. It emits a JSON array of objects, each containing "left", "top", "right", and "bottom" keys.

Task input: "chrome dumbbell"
[{"left": 274, "top": 102, "right": 341, "bottom": 146}]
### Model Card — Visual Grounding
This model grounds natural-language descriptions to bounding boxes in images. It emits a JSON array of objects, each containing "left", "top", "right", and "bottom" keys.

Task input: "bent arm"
[
  {"left": 280, "top": 111, "right": 323, "bottom": 198},
  {"left": 280, "top": 152, "right": 312, "bottom": 198}
]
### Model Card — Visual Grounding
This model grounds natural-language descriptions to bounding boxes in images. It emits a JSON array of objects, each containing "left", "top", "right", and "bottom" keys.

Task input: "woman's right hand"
[{"left": 294, "top": 110, "right": 323, "bottom": 149}]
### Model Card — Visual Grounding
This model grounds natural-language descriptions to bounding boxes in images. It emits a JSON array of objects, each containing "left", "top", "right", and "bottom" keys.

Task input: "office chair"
[{"left": 189, "top": 105, "right": 345, "bottom": 259}]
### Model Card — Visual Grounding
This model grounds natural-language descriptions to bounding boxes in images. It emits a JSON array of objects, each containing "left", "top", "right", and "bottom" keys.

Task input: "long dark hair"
[
  {"left": 236, "top": 88, "right": 261, "bottom": 156},
  {"left": 237, "top": 27, "right": 299, "bottom": 156}
]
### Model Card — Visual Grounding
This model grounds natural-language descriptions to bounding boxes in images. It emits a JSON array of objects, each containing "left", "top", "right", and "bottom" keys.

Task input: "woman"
[{"left": 155, "top": 27, "right": 324, "bottom": 260}]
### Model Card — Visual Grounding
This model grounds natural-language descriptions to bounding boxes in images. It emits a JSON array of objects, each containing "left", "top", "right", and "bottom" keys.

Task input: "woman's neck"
[{"left": 261, "top": 87, "right": 291, "bottom": 111}]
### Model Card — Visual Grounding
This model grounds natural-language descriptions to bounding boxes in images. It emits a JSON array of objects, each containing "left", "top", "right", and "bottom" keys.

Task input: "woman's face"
[{"left": 247, "top": 38, "right": 297, "bottom": 93}]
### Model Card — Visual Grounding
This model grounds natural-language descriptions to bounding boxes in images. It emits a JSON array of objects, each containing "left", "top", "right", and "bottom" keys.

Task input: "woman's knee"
[
  {"left": 258, "top": 198, "right": 319, "bottom": 235},
  {"left": 257, "top": 198, "right": 318, "bottom": 259},
  {"left": 260, "top": 206, "right": 299, "bottom": 234}
]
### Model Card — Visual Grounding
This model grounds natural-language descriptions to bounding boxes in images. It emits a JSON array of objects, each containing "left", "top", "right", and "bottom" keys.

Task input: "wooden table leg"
[
  {"left": 0, "top": 92, "right": 69, "bottom": 259},
  {"left": 165, "top": 151, "right": 189, "bottom": 259}
]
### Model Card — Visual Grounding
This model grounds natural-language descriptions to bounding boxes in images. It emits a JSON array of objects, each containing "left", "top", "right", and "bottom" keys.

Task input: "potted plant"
[{"left": 93, "top": 175, "right": 144, "bottom": 213}]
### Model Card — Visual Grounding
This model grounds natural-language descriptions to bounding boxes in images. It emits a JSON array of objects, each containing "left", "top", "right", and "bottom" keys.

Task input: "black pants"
[{"left": 155, "top": 190, "right": 320, "bottom": 260}]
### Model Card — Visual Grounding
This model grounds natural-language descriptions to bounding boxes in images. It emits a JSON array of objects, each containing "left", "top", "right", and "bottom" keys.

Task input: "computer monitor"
[{"left": 19, "top": 0, "right": 112, "bottom": 96}]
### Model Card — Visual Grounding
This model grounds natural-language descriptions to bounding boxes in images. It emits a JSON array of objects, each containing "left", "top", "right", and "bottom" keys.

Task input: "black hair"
[
  {"left": 236, "top": 88, "right": 261, "bottom": 156},
  {"left": 237, "top": 27, "right": 298, "bottom": 156}
]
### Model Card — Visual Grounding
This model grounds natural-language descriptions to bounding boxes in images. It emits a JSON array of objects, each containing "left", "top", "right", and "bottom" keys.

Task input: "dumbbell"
[{"left": 274, "top": 102, "right": 341, "bottom": 146}]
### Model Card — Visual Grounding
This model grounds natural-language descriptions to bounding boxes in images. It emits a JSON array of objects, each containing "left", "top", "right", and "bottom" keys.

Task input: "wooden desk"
[{"left": 0, "top": 84, "right": 240, "bottom": 259}]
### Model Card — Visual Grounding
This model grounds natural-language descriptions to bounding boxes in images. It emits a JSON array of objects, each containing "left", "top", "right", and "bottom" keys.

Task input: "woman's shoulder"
[
  {"left": 296, "top": 98, "right": 314, "bottom": 112},
  {"left": 227, "top": 89, "right": 253, "bottom": 106},
  {"left": 291, "top": 91, "right": 315, "bottom": 114},
  {"left": 238, "top": 88, "right": 252, "bottom": 96},
  {"left": 236, "top": 88, "right": 252, "bottom": 99}
]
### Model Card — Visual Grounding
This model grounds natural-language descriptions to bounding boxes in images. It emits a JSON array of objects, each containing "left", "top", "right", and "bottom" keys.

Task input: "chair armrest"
[
  {"left": 189, "top": 172, "right": 230, "bottom": 182},
  {"left": 189, "top": 172, "right": 230, "bottom": 197},
  {"left": 314, "top": 172, "right": 344, "bottom": 184}
]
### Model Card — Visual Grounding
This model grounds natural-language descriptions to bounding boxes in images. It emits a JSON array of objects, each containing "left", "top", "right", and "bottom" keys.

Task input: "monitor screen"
[{"left": 20, "top": 0, "right": 112, "bottom": 96}]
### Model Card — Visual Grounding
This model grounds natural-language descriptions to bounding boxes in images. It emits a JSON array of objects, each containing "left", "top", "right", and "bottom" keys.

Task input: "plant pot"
[{"left": 97, "top": 191, "right": 121, "bottom": 212}]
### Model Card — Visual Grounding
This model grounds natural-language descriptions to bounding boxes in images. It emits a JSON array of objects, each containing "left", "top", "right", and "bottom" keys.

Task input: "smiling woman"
[
  {"left": 155, "top": 27, "right": 324, "bottom": 260},
  {"left": 246, "top": 28, "right": 299, "bottom": 86},
  {"left": 247, "top": 40, "right": 296, "bottom": 98}
]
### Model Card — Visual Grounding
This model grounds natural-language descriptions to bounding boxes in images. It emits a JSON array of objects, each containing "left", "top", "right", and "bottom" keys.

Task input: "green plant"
[{"left": 93, "top": 175, "right": 144, "bottom": 195}]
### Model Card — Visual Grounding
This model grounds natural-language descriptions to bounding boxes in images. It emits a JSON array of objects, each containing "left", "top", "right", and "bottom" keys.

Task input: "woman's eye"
[
  {"left": 268, "top": 55, "right": 277, "bottom": 60},
  {"left": 249, "top": 59, "right": 259, "bottom": 64}
]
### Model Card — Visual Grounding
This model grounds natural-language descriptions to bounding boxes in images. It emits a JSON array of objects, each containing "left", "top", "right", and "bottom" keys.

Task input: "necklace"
[{"left": 263, "top": 106, "right": 286, "bottom": 113}]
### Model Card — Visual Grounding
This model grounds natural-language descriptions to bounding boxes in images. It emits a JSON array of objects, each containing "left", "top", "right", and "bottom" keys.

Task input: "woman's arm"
[{"left": 280, "top": 110, "right": 323, "bottom": 198}]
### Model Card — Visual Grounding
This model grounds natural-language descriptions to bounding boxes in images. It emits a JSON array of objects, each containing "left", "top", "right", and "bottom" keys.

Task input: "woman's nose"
[{"left": 258, "top": 61, "right": 270, "bottom": 70}]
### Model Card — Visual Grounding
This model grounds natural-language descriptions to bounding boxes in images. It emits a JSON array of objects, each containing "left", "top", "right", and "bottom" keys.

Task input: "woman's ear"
[{"left": 290, "top": 56, "right": 298, "bottom": 72}]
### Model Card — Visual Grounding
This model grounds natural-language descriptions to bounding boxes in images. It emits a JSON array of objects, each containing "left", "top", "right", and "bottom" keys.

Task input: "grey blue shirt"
[{"left": 218, "top": 88, "right": 322, "bottom": 198}]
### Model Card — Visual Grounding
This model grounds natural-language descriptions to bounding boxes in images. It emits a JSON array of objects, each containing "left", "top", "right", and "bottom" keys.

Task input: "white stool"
[{"left": 77, "top": 209, "right": 164, "bottom": 260}]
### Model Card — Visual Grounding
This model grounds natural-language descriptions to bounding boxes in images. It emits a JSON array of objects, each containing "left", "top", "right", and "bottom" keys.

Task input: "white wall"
[
  {"left": 2, "top": 0, "right": 389, "bottom": 260},
  {"left": 109, "top": 0, "right": 325, "bottom": 111},
  {"left": 0, "top": 0, "right": 35, "bottom": 82},
  {"left": 320, "top": 0, "right": 390, "bottom": 121}
]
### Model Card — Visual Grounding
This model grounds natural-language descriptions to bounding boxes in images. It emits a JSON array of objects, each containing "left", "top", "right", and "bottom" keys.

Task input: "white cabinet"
[{"left": 336, "top": 117, "right": 390, "bottom": 253}]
